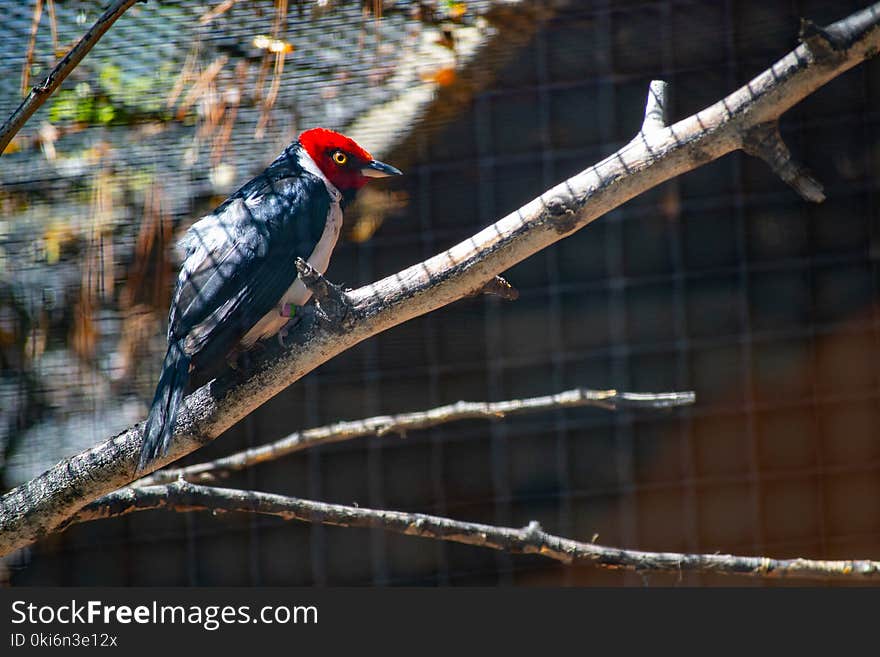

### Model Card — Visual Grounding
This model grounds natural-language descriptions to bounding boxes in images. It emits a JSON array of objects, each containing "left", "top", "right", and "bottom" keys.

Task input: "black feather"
[
  {"left": 138, "top": 142, "right": 333, "bottom": 470},
  {"left": 139, "top": 340, "right": 190, "bottom": 470}
]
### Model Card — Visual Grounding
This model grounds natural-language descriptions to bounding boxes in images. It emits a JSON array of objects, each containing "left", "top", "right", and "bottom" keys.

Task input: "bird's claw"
[
  {"left": 276, "top": 304, "right": 299, "bottom": 348},
  {"left": 226, "top": 350, "right": 250, "bottom": 378}
]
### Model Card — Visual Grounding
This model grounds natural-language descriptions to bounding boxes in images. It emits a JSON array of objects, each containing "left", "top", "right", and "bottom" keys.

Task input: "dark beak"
[{"left": 361, "top": 159, "right": 403, "bottom": 178}]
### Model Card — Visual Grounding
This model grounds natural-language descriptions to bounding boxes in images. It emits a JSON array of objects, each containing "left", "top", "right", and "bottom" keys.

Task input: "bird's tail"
[{"left": 138, "top": 340, "right": 190, "bottom": 471}]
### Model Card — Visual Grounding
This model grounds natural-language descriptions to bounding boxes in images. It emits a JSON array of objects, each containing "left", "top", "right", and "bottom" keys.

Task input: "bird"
[{"left": 138, "top": 128, "right": 402, "bottom": 471}]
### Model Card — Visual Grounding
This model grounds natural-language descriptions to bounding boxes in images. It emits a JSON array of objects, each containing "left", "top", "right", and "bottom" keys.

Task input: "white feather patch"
[{"left": 239, "top": 147, "right": 343, "bottom": 346}]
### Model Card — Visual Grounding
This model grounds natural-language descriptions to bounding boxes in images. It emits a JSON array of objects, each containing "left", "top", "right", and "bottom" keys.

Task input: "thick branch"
[
  {"left": 1, "top": 3, "right": 879, "bottom": 557},
  {"left": 0, "top": 0, "right": 143, "bottom": 154},
  {"left": 135, "top": 387, "right": 695, "bottom": 486},
  {"left": 64, "top": 481, "right": 880, "bottom": 582}
]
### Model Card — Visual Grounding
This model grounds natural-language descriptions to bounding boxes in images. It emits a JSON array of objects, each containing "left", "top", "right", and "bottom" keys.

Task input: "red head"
[{"left": 298, "top": 128, "right": 402, "bottom": 191}]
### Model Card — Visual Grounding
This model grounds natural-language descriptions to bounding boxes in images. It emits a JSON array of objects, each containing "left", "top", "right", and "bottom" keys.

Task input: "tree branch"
[
  {"left": 1, "top": 3, "right": 879, "bottom": 558},
  {"left": 62, "top": 481, "right": 880, "bottom": 582},
  {"left": 0, "top": 0, "right": 144, "bottom": 155},
  {"left": 742, "top": 121, "right": 825, "bottom": 202},
  {"left": 135, "top": 387, "right": 695, "bottom": 486}
]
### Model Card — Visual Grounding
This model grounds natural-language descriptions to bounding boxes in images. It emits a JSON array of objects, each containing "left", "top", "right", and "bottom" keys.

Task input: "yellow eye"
[{"left": 332, "top": 151, "right": 347, "bottom": 165}]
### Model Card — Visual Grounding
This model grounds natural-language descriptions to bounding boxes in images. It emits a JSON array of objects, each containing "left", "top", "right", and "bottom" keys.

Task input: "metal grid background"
[
  {"left": 3, "top": 0, "right": 880, "bottom": 586},
  {"left": 0, "top": 0, "right": 509, "bottom": 483}
]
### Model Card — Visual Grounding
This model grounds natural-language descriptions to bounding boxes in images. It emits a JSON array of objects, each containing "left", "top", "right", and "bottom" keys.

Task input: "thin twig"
[
  {"left": 1, "top": 0, "right": 144, "bottom": 154},
  {"left": 136, "top": 387, "right": 695, "bottom": 486},
  {"left": 65, "top": 481, "right": 880, "bottom": 582},
  {"left": 46, "top": 0, "right": 58, "bottom": 56},
  {"left": 175, "top": 55, "right": 228, "bottom": 121},
  {"left": 255, "top": 0, "right": 288, "bottom": 139},
  {"left": 21, "top": 0, "right": 44, "bottom": 97},
  {"left": 200, "top": 0, "right": 242, "bottom": 25}
]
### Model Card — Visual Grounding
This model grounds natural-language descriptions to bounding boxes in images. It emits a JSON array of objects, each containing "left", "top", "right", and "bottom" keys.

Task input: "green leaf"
[
  {"left": 98, "top": 63, "right": 124, "bottom": 96},
  {"left": 74, "top": 96, "right": 95, "bottom": 123},
  {"left": 96, "top": 101, "right": 115, "bottom": 124},
  {"left": 48, "top": 90, "right": 78, "bottom": 123}
]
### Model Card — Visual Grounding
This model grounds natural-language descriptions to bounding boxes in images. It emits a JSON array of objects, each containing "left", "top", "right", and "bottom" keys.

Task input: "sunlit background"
[{"left": 1, "top": 0, "right": 878, "bottom": 585}]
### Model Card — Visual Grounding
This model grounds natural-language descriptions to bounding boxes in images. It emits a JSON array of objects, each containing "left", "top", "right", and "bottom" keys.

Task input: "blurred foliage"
[
  {"left": 0, "top": 0, "right": 506, "bottom": 486},
  {"left": 48, "top": 61, "right": 178, "bottom": 127}
]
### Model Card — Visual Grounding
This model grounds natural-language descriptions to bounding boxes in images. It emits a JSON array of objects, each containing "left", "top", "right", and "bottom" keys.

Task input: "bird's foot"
[
  {"left": 226, "top": 347, "right": 241, "bottom": 371},
  {"left": 277, "top": 304, "right": 300, "bottom": 348},
  {"left": 226, "top": 348, "right": 249, "bottom": 377},
  {"left": 226, "top": 344, "right": 265, "bottom": 378}
]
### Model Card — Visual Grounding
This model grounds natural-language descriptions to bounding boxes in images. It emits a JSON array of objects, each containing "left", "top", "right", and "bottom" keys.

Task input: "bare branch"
[
  {"left": 742, "top": 121, "right": 825, "bottom": 203},
  {"left": 0, "top": 0, "right": 144, "bottom": 154},
  {"left": 135, "top": 387, "right": 695, "bottom": 486},
  {"left": 1, "top": 3, "right": 879, "bottom": 558},
  {"left": 64, "top": 481, "right": 880, "bottom": 582}
]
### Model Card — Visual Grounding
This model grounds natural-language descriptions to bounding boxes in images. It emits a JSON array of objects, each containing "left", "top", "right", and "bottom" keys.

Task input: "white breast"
[{"left": 240, "top": 150, "right": 343, "bottom": 348}]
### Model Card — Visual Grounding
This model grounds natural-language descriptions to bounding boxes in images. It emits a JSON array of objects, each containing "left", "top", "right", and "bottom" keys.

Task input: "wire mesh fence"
[{"left": 1, "top": 0, "right": 878, "bottom": 585}]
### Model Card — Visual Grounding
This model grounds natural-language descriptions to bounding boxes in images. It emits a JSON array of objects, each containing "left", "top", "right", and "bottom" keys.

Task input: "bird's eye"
[{"left": 332, "top": 151, "right": 348, "bottom": 165}]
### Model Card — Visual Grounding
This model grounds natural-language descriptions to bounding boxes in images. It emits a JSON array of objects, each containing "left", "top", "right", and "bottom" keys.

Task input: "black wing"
[{"left": 168, "top": 167, "right": 331, "bottom": 362}]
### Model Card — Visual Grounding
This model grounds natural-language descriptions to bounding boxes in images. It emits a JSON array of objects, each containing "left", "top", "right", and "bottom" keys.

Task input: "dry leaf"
[
  {"left": 435, "top": 28, "right": 455, "bottom": 51},
  {"left": 420, "top": 66, "right": 456, "bottom": 86},
  {"left": 448, "top": 2, "right": 467, "bottom": 20},
  {"left": 253, "top": 34, "right": 294, "bottom": 54}
]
